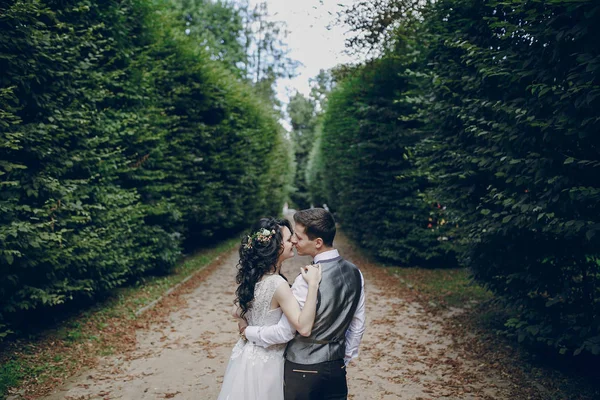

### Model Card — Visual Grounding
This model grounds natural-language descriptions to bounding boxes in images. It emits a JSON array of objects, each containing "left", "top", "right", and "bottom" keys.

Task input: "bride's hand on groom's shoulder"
[{"left": 301, "top": 263, "right": 322, "bottom": 286}]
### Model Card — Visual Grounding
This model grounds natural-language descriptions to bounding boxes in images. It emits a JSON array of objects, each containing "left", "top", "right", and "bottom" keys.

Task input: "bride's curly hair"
[{"left": 235, "top": 217, "right": 293, "bottom": 318}]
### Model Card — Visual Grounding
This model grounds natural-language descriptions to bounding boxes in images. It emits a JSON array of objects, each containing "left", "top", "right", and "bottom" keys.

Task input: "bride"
[{"left": 217, "top": 217, "right": 321, "bottom": 400}]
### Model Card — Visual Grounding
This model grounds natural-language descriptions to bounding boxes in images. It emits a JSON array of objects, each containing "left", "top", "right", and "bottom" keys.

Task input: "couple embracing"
[{"left": 217, "top": 208, "right": 366, "bottom": 400}]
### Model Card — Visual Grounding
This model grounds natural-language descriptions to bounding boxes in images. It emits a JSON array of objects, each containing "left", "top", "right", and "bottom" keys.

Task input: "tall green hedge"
[
  {"left": 422, "top": 0, "right": 600, "bottom": 354},
  {"left": 146, "top": 21, "right": 291, "bottom": 246},
  {"left": 0, "top": 0, "right": 291, "bottom": 338},
  {"left": 311, "top": 0, "right": 599, "bottom": 355},
  {"left": 309, "top": 54, "right": 456, "bottom": 266},
  {"left": 305, "top": 123, "right": 327, "bottom": 208}
]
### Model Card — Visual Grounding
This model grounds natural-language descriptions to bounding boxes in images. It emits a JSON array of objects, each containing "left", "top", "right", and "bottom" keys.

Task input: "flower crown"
[{"left": 243, "top": 228, "right": 276, "bottom": 250}]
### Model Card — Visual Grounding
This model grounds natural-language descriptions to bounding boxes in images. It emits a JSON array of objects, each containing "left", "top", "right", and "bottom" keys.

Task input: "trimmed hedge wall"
[
  {"left": 0, "top": 0, "right": 292, "bottom": 337},
  {"left": 316, "top": 0, "right": 600, "bottom": 355},
  {"left": 309, "top": 55, "right": 456, "bottom": 266},
  {"left": 422, "top": 0, "right": 600, "bottom": 355}
]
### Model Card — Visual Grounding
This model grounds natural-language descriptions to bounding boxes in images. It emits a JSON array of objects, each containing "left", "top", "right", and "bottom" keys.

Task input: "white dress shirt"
[{"left": 244, "top": 249, "right": 366, "bottom": 365}]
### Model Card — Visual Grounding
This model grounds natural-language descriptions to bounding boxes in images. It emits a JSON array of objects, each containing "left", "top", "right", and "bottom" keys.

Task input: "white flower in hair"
[{"left": 243, "top": 228, "right": 277, "bottom": 249}]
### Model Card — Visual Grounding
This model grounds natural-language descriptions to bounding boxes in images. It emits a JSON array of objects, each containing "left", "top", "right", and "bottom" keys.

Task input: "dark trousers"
[{"left": 284, "top": 359, "right": 348, "bottom": 400}]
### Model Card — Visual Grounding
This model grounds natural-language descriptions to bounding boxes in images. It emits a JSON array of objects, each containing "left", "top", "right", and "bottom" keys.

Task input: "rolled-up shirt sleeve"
[
  {"left": 244, "top": 275, "right": 307, "bottom": 347},
  {"left": 290, "top": 274, "right": 308, "bottom": 307},
  {"left": 344, "top": 270, "right": 366, "bottom": 365}
]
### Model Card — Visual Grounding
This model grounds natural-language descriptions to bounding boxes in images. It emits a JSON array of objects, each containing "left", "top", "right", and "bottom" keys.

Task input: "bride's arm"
[
  {"left": 244, "top": 266, "right": 322, "bottom": 347},
  {"left": 243, "top": 312, "right": 295, "bottom": 347},
  {"left": 274, "top": 264, "right": 321, "bottom": 337}
]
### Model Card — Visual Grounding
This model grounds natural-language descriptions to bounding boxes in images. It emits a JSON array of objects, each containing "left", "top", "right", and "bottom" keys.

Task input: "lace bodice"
[
  {"left": 245, "top": 274, "right": 286, "bottom": 326},
  {"left": 230, "top": 274, "right": 287, "bottom": 362}
]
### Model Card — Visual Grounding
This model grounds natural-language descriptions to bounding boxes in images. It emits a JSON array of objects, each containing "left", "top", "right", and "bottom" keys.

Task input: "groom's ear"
[{"left": 315, "top": 237, "right": 324, "bottom": 249}]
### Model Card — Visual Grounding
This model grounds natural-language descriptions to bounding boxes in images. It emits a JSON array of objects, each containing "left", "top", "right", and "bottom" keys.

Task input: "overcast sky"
[{"left": 246, "top": 0, "right": 360, "bottom": 112}]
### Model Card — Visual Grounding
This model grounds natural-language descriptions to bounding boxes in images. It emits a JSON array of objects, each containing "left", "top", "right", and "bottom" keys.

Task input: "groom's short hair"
[{"left": 294, "top": 208, "right": 336, "bottom": 247}]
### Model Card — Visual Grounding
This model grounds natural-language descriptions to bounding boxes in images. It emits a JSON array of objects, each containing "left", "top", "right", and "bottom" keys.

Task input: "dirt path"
[{"left": 40, "top": 233, "right": 516, "bottom": 400}]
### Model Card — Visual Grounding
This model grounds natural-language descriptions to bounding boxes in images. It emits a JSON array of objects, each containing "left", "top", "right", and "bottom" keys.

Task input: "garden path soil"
[{"left": 40, "top": 234, "right": 520, "bottom": 400}]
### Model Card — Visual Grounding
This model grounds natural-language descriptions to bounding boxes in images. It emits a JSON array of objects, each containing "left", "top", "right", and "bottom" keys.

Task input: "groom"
[{"left": 241, "top": 208, "right": 366, "bottom": 400}]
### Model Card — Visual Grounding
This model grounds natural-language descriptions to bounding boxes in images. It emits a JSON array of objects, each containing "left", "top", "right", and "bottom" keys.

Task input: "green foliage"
[
  {"left": 0, "top": 360, "right": 23, "bottom": 396},
  {"left": 148, "top": 24, "right": 288, "bottom": 243},
  {"left": 421, "top": 0, "right": 600, "bottom": 355},
  {"left": 288, "top": 92, "right": 318, "bottom": 209},
  {"left": 305, "top": 123, "right": 327, "bottom": 207},
  {"left": 173, "top": 0, "right": 299, "bottom": 107},
  {"left": 310, "top": 52, "right": 456, "bottom": 266},
  {"left": 0, "top": 0, "right": 158, "bottom": 332},
  {"left": 331, "top": 0, "right": 600, "bottom": 356},
  {"left": 290, "top": 70, "right": 333, "bottom": 209},
  {"left": 0, "top": 0, "right": 291, "bottom": 339},
  {"left": 339, "top": 0, "right": 430, "bottom": 57},
  {"left": 171, "top": 0, "right": 248, "bottom": 79},
  {"left": 389, "top": 267, "right": 492, "bottom": 308}
]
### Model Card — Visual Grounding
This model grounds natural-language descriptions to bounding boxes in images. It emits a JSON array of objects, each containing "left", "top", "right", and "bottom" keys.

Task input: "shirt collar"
[{"left": 313, "top": 249, "right": 340, "bottom": 264}]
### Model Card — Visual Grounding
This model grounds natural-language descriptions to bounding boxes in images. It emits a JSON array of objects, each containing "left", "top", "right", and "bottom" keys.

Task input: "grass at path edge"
[{"left": 388, "top": 266, "right": 493, "bottom": 309}]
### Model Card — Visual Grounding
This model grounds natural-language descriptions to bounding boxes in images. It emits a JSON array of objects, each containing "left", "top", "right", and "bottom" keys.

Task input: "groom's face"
[{"left": 293, "top": 223, "right": 316, "bottom": 257}]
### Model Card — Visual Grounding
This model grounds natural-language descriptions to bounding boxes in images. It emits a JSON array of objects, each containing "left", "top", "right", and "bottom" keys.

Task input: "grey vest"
[{"left": 285, "top": 256, "right": 362, "bottom": 364}]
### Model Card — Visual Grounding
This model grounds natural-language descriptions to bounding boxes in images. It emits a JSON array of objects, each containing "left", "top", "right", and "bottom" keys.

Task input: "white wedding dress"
[{"left": 217, "top": 274, "right": 287, "bottom": 400}]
